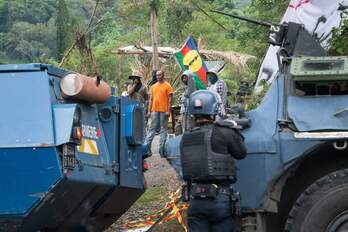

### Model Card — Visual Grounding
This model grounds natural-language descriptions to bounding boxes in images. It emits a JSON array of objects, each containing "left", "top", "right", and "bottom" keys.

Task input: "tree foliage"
[
  {"left": 0, "top": 0, "right": 291, "bottom": 99},
  {"left": 330, "top": 17, "right": 348, "bottom": 56},
  {"left": 56, "top": 0, "right": 72, "bottom": 60}
]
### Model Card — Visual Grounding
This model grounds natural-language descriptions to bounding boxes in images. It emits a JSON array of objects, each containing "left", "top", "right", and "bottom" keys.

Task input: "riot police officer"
[{"left": 180, "top": 90, "right": 247, "bottom": 232}]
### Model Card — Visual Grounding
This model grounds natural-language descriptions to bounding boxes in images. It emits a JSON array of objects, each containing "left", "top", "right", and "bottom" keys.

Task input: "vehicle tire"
[{"left": 285, "top": 169, "right": 348, "bottom": 232}]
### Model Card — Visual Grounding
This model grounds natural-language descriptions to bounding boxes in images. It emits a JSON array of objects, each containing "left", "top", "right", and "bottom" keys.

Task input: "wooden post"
[
  {"left": 150, "top": 2, "right": 159, "bottom": 72},
  {"left": 115, "top": 54, "right": 121, "bottom": 95}
]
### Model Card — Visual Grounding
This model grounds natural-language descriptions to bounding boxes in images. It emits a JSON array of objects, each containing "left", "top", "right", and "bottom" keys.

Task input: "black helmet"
[{"left": 188, "top": 90, "right": 220, "bottom": 116}]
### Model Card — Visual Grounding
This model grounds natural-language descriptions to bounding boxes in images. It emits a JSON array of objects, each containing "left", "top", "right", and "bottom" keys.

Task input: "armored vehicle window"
[
  {"left": 303, "top": 60, "right": 344, "bottom": 72},
  {"left": 294, "top": 81, "right": 348, "bottom": 96},
  {"left": 290, "top": 57, "right": 348, "bottom": 96}
]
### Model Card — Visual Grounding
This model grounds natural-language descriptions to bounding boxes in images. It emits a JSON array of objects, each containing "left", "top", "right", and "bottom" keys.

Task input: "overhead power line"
[{"left": 189, "top": 1, "right": 229, "bottom": 32}]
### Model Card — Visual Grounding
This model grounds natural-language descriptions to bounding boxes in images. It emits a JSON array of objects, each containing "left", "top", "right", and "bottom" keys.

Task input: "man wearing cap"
[
  {"left": 144, "top": 70, "right": 173, "bottom": 157},
  {"left": 127, "top": 70, "right": 149, "bottom": 107},
  {"left": 127, "top": 71, "right": 149, "bottom": 139}
]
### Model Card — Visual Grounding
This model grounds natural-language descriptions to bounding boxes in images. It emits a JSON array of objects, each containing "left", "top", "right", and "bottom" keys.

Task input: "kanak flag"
[{"left": 175, "top": 36, "right": 208, "bottom": 90}]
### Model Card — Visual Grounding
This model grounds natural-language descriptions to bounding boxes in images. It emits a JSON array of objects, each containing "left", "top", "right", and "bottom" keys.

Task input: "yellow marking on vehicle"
[{"left": 77, "top": 138, "right": 99, "bottom": 155}]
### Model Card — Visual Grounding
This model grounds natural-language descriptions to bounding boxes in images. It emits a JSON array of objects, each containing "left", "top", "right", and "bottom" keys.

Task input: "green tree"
[
  {"left": 0, "top": 1, "right": 10, "bottom": 32},
  {"left": 330, "top": 17, "right": 348, "bottom": 55},
  {"left": 161, "top": 0, "right": 194, "bottom": 44},
  {"left": 7, "top": 0, "right": 56, "bottom": 25},
  {"left": 56, "top": 0, "right": 71, "bottom": 60},
  {"left": 2, "top": 21, "right": 56, "bottom": 62}
]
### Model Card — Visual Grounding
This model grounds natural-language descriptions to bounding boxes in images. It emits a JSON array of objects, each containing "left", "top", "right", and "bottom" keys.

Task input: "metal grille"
[
  {"left": 132, "top": 107, "right": 144, "bottom": 144},
  {"left": 62, "top": 143, "right": 76, "bottom": 171}
]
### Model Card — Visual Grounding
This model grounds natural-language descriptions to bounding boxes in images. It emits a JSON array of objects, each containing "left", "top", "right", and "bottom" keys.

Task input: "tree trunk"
[{"left": 150, "top": 5, "right": 159, "bottom": 72}]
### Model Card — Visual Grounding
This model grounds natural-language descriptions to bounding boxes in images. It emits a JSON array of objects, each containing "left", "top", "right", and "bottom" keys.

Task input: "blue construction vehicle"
[
  {"left": 0, "top": 64, "right": 145, "bottom": 231},
  {"left": 165, "top": 11, "right": 348, "bottom": 232}
]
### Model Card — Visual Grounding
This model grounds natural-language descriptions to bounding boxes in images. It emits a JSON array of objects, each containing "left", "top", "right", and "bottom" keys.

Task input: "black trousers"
[{"left": 187, "top": 193, "right": 239, "bottom": 232}]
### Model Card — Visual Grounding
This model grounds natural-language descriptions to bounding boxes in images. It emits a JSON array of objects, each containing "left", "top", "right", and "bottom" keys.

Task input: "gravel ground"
[{"left": 107, "top": 136, "right": 182, "bottom": 232}]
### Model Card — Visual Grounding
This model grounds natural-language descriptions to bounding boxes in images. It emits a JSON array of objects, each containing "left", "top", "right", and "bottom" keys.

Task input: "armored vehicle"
[
  {"left": 165, "top": 12, "right": 348, "bottom": 232},
  {"left": 0, "top": 64, "right": 145, "bottom": 232}
]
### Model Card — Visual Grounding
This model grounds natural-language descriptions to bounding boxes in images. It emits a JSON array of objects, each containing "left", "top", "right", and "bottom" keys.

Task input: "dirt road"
[{"left": 107, "top": 136, "right": 181, "bottom": 232}]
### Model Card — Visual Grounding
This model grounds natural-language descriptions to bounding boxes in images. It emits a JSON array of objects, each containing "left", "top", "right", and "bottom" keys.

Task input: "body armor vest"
[{"left": 180, "top": 124, "right": 236, "bottom": 182}]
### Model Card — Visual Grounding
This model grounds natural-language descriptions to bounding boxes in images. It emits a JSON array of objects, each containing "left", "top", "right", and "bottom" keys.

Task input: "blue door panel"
[
  {"left": 0, "top": 71, "right": 54, "bottom": 148},
  {"left": 119, "top": 97, "right": 143, "bottom": 189},
  {"left": 288, "top": 95, "right": 348, "bottom": 131},
  {"left": 69, "top": 104, "right": 115, "bottom": 185},
  {"left": 0, "top": 147, "right": 61, "bottom": 215}
]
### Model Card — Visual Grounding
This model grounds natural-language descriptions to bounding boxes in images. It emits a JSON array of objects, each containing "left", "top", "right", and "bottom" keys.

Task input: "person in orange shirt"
[{"left": 144, "top": 70, "right": 173, "bottom": 157}]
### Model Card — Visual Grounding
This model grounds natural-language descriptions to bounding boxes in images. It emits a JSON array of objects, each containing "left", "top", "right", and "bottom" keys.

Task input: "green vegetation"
[
  {"left": 134, "top": 185, "right": 167, "bottom": 207},
  {"left": 56, "top": 0, "right": 71, "bottom": 60},
  {"left": 330, "top": 17, "right": 348, "bottom": 55},
  {"left": 0, "top": 0, "right": 291, "bottom": 103}
]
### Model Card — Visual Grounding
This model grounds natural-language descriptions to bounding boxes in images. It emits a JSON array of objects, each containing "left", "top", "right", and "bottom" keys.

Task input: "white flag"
[{"left": 255, "top": 0, "right": 348, "bottom": 93}]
